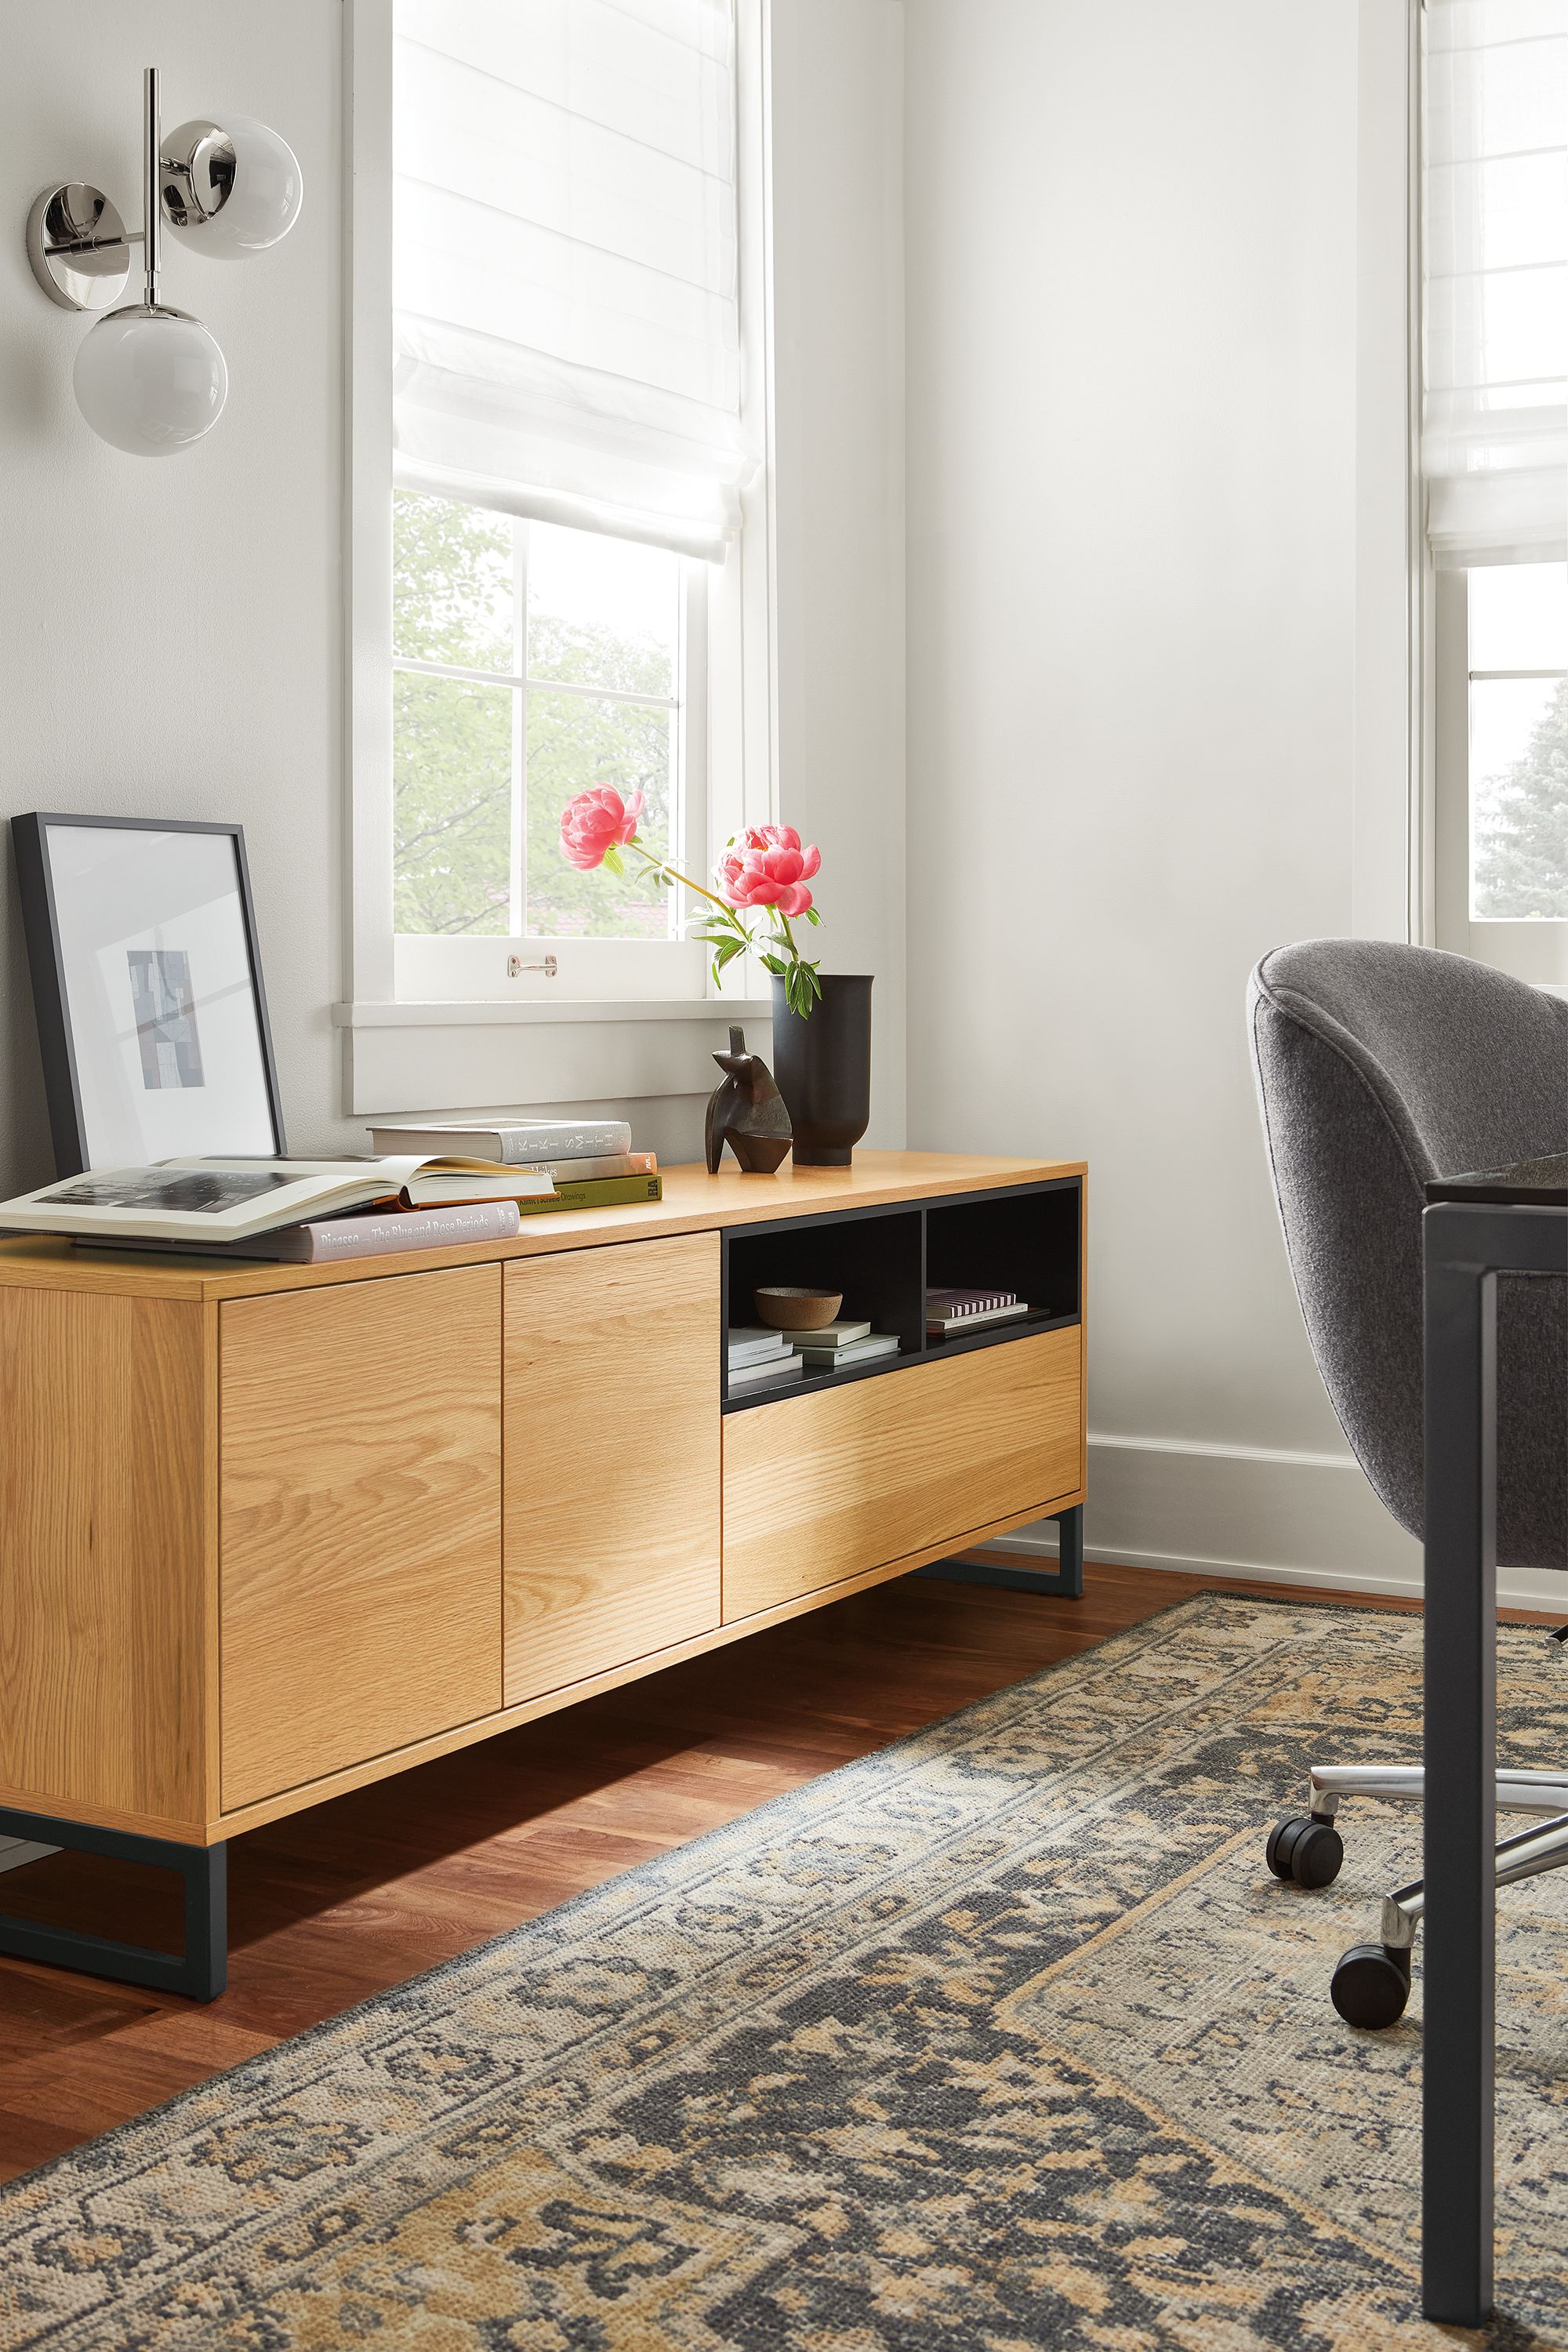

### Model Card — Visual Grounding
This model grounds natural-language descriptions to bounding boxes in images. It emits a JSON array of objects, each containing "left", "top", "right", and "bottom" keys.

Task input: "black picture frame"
[{"left": 11, "top": 813, "right": 288, "bottom": 1178}]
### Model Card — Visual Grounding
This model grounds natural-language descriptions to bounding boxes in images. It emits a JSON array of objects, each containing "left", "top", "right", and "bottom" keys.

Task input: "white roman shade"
[
  {"left": 393, "top": 0, "right": 748, "bottom": 561},
  {"left": 1423, "top": 0, "right": 1568, "bottom": 567}
]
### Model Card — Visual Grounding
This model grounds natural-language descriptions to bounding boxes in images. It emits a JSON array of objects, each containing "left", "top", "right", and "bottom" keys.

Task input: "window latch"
[{"left": 506, "top": 953, "right": 558, "bottom": 979}]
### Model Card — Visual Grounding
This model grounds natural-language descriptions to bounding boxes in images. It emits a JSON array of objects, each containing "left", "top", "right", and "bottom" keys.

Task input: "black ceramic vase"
[{"left": 769, "top": 973, "right": 873, "bottom": 1167}]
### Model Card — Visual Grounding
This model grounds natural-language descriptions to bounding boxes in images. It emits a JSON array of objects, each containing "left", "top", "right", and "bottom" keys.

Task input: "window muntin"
[{"left": 391, "top": 492, "right": 691, "bottom": 946}]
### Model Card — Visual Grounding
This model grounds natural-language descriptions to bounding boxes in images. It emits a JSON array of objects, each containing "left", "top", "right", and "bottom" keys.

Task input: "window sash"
[
  {"left": 391, "top": 514, "right": 712, "bottom": 998},
  {"left": 1432, "top": 568, "right": 1568, "bottom": 985}
]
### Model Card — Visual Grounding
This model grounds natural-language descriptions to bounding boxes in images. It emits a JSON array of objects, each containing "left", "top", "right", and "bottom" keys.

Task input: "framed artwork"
[{"left": 12, "top": 814, "right": 287, "bottom": 1176}]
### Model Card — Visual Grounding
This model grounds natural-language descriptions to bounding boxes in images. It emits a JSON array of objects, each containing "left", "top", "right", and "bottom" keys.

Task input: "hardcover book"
[
  {"left": 792, "top": 1332, "right": 901, "bottom": 1369},
  {"left": 927, "top": 1301, "right": 1029, "bottom": 1334},
  {"left": 512, "top": 1174, "right": 662, "bottom": 1215},
  {"left": 926, "top": 1286, "right": 1018, "bottom": 1319},
  {"left": 98, "top": 1198, "right": 528, "bottom": 1264},
  {"left": 368, "top": 1120, "right": 633, "bottom": 1163},
  {"left": 728, "top": 1354, "right": 805, "bottom": 1391},
  {"left": 782, "top": 1319, "right": 871, "bottom": 1352}
]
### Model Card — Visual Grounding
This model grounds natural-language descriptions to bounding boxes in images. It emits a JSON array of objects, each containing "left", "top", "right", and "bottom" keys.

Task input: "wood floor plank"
[{"left": 0, "top": 1559, "right": 1552, "bottom": 2183}]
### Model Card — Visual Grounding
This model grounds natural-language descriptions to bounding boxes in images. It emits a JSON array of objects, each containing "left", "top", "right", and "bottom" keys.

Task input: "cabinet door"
[
  {"left": 722, "top": 1325, "right": 1082, "bottom": 1618},
  {"left": 220, "top": 1265, "right": 503, "bottom": 1811},
  {"left": 504, "top": 1234, "right": 720, "bottom": 1705}
]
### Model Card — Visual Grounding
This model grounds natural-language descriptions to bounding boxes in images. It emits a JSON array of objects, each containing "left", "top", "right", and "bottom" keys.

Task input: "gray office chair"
[{"left": 1248, "top": 939, "right": 1568, "bottom": 2027}]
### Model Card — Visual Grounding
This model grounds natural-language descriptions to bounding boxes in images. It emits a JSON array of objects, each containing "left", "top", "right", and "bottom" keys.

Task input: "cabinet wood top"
[{"left": 0, "top": 1151, "right": 1084, "bottom": 1301}]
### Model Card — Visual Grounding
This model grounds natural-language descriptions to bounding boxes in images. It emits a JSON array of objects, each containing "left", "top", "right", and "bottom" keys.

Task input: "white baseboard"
[{"left": 982, "top": 1434, "right": 1566, "bottom": 1617}]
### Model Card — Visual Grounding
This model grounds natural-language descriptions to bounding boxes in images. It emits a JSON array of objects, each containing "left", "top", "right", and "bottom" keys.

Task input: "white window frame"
[
  {"left": 1352, "top": 0, "right": 1430, "bottom": 947},
  {"left": 339, "top": 0, "right": 778, "bottom": 1115},
  {"left": 1359, "top": 0, "right": 1567, "bottom": 982}
]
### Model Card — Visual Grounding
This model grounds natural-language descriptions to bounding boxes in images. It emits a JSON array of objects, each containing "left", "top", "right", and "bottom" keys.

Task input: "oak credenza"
[{"left": 0, "top": 1150, "right": 1085, "bottom": 1996}]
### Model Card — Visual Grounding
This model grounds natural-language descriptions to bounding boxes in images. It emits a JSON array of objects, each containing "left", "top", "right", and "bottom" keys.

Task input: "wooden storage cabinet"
[
  {"left": 503, "top": 1233, "right": 721, "bottom": 1704},
  {"left": 0, "top": 1155, "right": 1084, "bottom": 1891},
  {"left": 219, "top": 1265, "right": 503, "bottom": 1810},
  {"left": 722, "top": 1324, "right": 1081, "bottom": 1617}
]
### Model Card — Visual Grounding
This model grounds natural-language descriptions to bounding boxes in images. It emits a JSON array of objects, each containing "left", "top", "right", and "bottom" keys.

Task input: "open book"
[{"left": 0, "top": 1156, "right": 557, "bottom": 1245}]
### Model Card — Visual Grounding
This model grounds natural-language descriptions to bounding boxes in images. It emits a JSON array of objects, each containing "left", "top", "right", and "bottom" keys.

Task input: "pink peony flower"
[
  {"left": 560, "top": 786, "right": 644, "bottom": 870},
  {"left": 717, "top": 824, "right": 822, "bottom": 918}
]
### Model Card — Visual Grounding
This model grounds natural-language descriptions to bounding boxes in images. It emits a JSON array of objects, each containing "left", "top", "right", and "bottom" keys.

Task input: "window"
[
  {"left": 1423, "top": 0, "right": 1568, "bottom": 983},
  {"left": 373, "top": 0, "right": 764, "bottom": 1009},
  {"left": 392, "top": 495, "right": 708, "bottom": 988}
]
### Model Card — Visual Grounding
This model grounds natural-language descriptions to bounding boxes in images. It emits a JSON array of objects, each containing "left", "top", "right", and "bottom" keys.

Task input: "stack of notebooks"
[
  {"left": 926, "top": 1285, "right": 1030, "bottom": 1336},
  {"left": 786, "top": 1319, "right": 899, "bottom": 1373},
  {"left": 726, "top": 1319, "right": 902, "bottom": 1394},
  {"left": 727, "top": 1327, "right": 806, "bottom": 1392}
]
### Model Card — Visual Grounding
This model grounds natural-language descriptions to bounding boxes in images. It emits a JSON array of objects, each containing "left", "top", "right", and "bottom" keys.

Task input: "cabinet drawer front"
[
  {"left": 504, "top": 1234, "right": 721, "bottom": 1704},
  {"left": 722, "top": 1327, "right": 1081, "bottom": 1618},
  {"left": 220, "top": 1265, "right": 503, "bottom": 1811}
]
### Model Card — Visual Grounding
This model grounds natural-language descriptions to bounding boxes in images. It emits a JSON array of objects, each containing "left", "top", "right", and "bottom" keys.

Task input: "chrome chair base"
[{"left": 1266, "top": 1765, "right": 1568, "bottom": 2028}]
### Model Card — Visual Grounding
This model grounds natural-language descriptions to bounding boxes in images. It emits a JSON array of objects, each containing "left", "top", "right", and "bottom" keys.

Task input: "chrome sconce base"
[{"left": 27, "top": 183, "right": 133, "bottom": 311}]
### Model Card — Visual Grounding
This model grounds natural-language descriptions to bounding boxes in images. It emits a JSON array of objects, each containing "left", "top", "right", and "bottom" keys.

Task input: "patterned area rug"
[{"left": 2, "top": 1594, "right": 1566, "bottom": 2351}]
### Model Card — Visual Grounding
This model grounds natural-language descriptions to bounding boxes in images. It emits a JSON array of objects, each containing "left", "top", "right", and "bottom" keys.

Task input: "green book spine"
[{"left": 513, "top": 1174, "right": 664, "bottom": 1215}]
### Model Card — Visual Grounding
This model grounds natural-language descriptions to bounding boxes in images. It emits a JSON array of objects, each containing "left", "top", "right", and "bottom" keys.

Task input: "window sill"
[
  {"left": 332, "top": 998, "right": 775, "bottom": 1115},
  {"left": 334, "top": 998, "right": 774, "bottom": 1029}
]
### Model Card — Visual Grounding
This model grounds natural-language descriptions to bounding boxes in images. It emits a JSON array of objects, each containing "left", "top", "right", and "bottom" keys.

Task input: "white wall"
[
  {"left": 0, "top": 0, "right": 350, "bottom": 1192},
  {"left": 0, "top": 0, "right": 906, "bottom": 1200},
  {"left": 904, "top": 0, "right": 1434, "bottom": 1594},
  {"left": 770, "top": 0, "right": 907, "bottom": 1147}
]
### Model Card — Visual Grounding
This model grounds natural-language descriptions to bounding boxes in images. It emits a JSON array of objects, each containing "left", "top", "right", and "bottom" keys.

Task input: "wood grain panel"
[
  {"left": 722, "top": 1327, "right": 1082, "bottom": 1618},
  {"left": 503, "top": 1235, "right": 721, "bottom": 1704},
  {"left": 0, "top": 1290, "right": 210, "bottom": 1829},
  {"left": 220, "top": 1266, "right": 503, "bottom": 1810}
]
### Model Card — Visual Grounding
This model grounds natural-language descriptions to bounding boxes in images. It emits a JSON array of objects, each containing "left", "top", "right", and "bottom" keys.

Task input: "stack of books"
[
  {"left": 727, "top": 1327, "right": 805, "bottom": 1392},
  {"left": 8, "top": 1120, "right": 667, "bottom": 1267},
  {"left": 926, "top": 1285, "right": 1029, "bottom": 1336},
  {"left": 785, "top": 1319, "right": 901, "bottom": 1374},
  {"left": 368, "top": 1119, "right": 662, "bottom": 1217}
]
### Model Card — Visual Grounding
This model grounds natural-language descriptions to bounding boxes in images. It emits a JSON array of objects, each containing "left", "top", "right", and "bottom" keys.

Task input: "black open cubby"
[{"left": 720, "top": 1177, "right": 1080, "bottom": 1410}]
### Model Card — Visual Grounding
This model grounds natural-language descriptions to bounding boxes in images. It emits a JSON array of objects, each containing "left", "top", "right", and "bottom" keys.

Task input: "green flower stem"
[{"left": 626, "top": 839, "right": 732, "bottom": 914}]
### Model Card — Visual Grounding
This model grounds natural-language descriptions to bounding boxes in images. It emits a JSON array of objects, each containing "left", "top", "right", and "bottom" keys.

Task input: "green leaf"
[
  {"left": 802, "top": 906, "right": 821, "bottom": 927},
  {"left": 758, "top": 953, "right": 787, "bottom": 976},
  {"left": 600, "top": 841, "right": 625, "bottom": 877}
]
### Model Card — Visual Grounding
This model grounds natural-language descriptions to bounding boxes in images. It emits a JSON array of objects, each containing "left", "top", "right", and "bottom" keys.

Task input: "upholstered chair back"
[{"left": 1248, "top": 939, "right": 1567, "bottom": 1569}]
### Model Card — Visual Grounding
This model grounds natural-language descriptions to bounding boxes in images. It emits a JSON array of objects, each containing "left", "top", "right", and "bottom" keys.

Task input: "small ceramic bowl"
[{"left": 754, "top": 1285, "right": 844, "bottom": 1331}]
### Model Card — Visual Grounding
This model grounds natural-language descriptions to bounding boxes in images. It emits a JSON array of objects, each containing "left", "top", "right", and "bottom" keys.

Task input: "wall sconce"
[{"left": 26, "top": 67, "right": 303, "bottom": 457}]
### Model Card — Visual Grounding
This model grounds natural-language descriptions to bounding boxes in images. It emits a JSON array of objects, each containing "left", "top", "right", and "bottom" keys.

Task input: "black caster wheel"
[
  {"left": 1331, "top": 1943, "right": 1411, "bottom": 2029},
  {"left": 1265, "top": 1814, "right": 1344, "bottom": 1889}
]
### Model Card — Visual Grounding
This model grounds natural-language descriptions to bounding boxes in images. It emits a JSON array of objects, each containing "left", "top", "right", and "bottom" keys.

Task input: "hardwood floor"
[{"left": 0, "top": 1558, "right": 1550, "bottom": 2183}]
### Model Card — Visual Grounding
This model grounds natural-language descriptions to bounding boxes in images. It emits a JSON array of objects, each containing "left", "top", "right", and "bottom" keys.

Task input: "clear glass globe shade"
[
  {"left": 166, "top": 117, "right": 303, "bottom": 257},
  {"left": 72, "top": 309, "right": 227, "bottom": 457}
]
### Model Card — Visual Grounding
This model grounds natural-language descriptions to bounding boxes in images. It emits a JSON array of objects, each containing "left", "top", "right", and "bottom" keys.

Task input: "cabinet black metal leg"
[
  {"left": 916, "top": 1504, "right": 1085, "bottom": 1599},
  {"left": 0, "top": 1806, "right": 227, "bottom": 2002}
]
